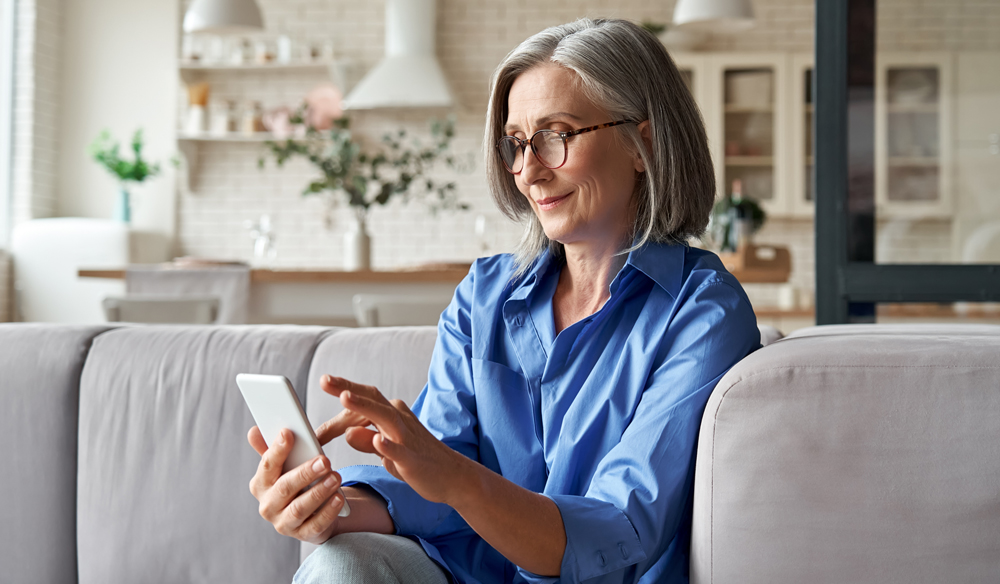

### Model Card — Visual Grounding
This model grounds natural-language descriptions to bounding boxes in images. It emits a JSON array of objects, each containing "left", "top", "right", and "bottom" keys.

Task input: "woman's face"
[{"left": 505, "top": 63, "right": 643, "bottom": 250}]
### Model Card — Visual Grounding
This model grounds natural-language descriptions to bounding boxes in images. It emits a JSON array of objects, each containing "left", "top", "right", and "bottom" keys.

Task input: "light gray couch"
[{"left": 2, "top": 323, "right": 998, "bottom": 583}]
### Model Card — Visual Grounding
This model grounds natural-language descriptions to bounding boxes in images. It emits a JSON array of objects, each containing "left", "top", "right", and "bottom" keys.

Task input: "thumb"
[{"left": 372, "top": 432, "right": 402, "bottom": 460}]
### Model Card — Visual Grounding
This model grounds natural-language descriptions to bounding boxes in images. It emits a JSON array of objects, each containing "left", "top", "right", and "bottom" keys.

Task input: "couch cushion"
[
  {"left": 0, "top": 324, "right": 113, "bottom": 584},
  {"left": 691, "top": 324, "right": 1000, "bottom": 584},
  {"left": 76, "top": 325, "right": 332, "bottom": 584}
]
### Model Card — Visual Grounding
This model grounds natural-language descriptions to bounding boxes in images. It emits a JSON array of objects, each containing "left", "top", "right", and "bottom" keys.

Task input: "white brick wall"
[
  {"left": 11, "top": 0, "right": 61, "bottom": 227},
  {"left": 0, "top": 249, "right": 9, "bottom": 322}
]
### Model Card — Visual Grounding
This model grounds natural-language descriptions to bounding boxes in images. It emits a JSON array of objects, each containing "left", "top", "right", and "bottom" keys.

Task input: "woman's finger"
[
  {"left": 252, "top": 429, "right": 294, "bottom": 495},
  {"left": 260, "top": 454, "right": 330, "bottom": 520},
  {"left": 276, "top": 471, "right": 341, "bottom": 535},
  {"left": 321, "top": 375, "right": 387, "bottom": 405},
  {"left": 340, "top": 390, "right": 403, "bottom": 439},
  {"left": 292, "top": 488, "right": 346, "bottom": 542},
  {"left": 344, "top": 426, "right": 381, "bottom": 454},
  {"left": 315, "top": 408, "right": 371, "bottom": 445},
  {"left": 372, "top": 432, "right": 403, "bottom": 459},
  {"left": 247, "top": 425, "right": 268, "bottom": 456}
]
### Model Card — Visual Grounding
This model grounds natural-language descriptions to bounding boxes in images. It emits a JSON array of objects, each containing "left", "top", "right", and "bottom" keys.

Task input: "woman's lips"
[{"left": 535, "top": 192, "right": 571, "bottom": 211}]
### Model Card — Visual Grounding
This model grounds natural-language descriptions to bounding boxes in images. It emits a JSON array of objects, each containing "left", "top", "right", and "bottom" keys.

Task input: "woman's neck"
[{"left": 552, "top": 239, "right": 629, "bottom": 333}]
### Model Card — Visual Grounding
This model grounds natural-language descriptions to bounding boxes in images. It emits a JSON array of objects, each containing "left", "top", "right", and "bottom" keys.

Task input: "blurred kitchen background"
[{"left": 0, "top": 0, "right": 997, "bottom": 331}]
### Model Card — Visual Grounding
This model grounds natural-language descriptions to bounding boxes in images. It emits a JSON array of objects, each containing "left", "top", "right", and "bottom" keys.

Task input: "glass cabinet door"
[
  {"left": 724, "top": 67, "right": 775, "bottom": 203},
  {"left": 875, "top": 53, "right": 953, "bottom": 217},
  {"left": 710, "top": 55, "right": 788, "bottom": 216},
  {"left": 790, "top": 54, "right": 815, "bottom": 217}
]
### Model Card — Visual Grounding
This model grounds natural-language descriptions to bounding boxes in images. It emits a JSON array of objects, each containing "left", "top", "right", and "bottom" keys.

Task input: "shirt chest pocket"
[{"left": 471, "top": 358, "right": 547, "bottom": 491}]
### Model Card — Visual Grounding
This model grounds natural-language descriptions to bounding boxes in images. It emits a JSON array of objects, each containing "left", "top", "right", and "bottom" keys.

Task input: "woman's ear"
[{"left": 634, "top": 120, "right": 652, "bottom": 173}]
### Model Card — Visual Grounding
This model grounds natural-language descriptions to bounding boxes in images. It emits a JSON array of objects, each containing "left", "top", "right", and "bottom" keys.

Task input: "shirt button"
[
  {"left": 619, "top": 543, "right": 629, "bottom": 559},
  {"left": 512, "top": 317, "right": 523, "bottom": 327},
  {"left": 596, "top": 551, "right": 606, "bottom": 567}
]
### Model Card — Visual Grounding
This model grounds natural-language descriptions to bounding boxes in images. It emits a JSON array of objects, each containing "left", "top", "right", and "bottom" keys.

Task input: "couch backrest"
[
  {"left": 691, "top": 324, "right": 1000, "bottom": 584},
  {"left": 0, "top": 324, "right": 113, "bottom": 584},
  {"left": 74, "top": 325, "right": 332, "bottom": 584}
]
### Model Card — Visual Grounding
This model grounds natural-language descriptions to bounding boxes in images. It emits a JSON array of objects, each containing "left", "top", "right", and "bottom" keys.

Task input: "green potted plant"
[
  {"left": 88, "top": 129, "right": 162, "bottom": 223},
  {"left": 259, "top": 97, "right": 469, "bottom": 270},
  {"left": 710, "top": 179, "right": 766, "bottom": 253}
]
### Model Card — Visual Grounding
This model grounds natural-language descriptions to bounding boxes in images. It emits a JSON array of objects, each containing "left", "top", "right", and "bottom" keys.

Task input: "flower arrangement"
[
  {"left": 259, "top": 85, "right": 468, "bottom": 228},
  {"left": 88, "top": 128, "right": 162, "bottom": 222},
  {"left": 89, "top": 129, "right": 162, "bottom": 184}
]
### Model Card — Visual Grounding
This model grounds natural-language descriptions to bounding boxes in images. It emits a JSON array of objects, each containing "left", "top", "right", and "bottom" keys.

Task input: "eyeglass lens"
[{"left": 498, "top": 130, "right": 566, "bottom": 173}]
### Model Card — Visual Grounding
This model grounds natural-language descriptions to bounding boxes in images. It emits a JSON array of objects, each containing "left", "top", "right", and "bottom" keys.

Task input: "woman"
[{"left": 248, "top": 18, "right": 759, "bottom": 584}]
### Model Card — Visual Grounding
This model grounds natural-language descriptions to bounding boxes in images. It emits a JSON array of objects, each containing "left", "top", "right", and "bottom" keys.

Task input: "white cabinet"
[
  {"left": 875, "top": 52, "right": 953, "bottom": 218},
  {"left": 673, "top": 52, "right": 801, "bottom": 217},
  {"left": 710, "top": 53, "right": 791, "bottom": 218},
  {"left": 672, "top": 50, "right": 956, "bottom": 220}
]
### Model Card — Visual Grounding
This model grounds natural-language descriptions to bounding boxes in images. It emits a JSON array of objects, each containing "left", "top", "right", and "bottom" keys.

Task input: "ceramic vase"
[
  {"left": 114, "top": 187, "right": 131, "bottom": 223},
  {"left": 343, "top": 209, "right": 371, "bottom": 271}
]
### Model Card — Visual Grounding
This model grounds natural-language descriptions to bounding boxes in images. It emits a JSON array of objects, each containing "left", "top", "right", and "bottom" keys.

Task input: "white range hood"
[{"left": 342, "top": 0, "right": 455, "bottom": 110}]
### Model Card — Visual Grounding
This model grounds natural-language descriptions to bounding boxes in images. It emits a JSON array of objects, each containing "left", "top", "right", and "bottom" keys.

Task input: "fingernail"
[
  {"left": 276, "top": 433, "right": 285, "bottom": 445},
  {"left": 343, "top": 391, "right": 352, "bottom": 401},
  {"left": 323, "top": 374, "right": 332, "bottom": 384},
  {"left": 323, "top": 475, "right": 337, "bottom": 488},
  {"left": 312, "top": 458, "right": 326, "bottom": 473}
]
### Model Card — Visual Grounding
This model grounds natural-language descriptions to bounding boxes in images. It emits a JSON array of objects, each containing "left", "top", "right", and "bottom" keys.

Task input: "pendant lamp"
[
  {"left": 183, "top": 0, "right": 264, "bottom": 34},
  {"left": 672, "top": 0, "right": 755, "bottom": 33}
]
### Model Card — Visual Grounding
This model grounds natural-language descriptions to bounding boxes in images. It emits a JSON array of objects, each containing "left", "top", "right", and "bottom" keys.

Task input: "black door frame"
[{"left": 814, "top": 0, "right": 1000, "bottom": 325}]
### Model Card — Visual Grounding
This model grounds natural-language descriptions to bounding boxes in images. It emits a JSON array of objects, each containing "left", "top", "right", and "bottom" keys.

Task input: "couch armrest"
[{"left": 692, "top": 324, "right": 1000, "bottom": 584}]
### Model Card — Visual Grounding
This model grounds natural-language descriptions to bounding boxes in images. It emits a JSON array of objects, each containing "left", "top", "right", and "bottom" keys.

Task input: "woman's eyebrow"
[{"left": 504, "top": 112, "right": 583, "bottom": 133}]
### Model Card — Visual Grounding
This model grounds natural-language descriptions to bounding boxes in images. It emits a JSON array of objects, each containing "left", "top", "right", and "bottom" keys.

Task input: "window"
[{"left": 0, "top": 0, "right": 15, "bottom": 246}]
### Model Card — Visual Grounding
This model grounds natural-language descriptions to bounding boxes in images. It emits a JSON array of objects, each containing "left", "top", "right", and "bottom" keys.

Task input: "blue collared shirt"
[{"left": 339, "top": 242, "right": 760, "bottom": 583}]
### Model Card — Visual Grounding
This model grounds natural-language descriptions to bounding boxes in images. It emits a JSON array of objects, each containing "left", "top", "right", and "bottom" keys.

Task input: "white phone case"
[{"left": 236, "top": 373, "right": 351, "bottom": 517}]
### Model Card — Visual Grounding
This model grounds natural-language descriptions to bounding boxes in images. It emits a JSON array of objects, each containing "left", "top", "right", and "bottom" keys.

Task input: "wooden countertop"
[
  {"left": 78, "top": 266, "right": 471, "bottom": 284},
  {"left": 79, "top": 265, "right": 787, "bottom": 285}
]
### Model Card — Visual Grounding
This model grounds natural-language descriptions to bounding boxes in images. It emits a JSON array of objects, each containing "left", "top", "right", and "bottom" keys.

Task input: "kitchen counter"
[
  {"left": 78, "top": 266, "right": 470, "bottom": 284},
  {"left": 78, "top": 265, "right": 470, "bottom": 326}
]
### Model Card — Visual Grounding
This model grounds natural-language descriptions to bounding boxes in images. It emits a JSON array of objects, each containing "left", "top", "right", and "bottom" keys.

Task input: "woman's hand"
[
  {"left": 247, "top": 427, "right": 348, "bottom": 544},
  {"left": 320, "top": 375, "right": 470, "bottom": 506}
]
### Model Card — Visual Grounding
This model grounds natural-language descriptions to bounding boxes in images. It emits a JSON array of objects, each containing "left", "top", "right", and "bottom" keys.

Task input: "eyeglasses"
[{"left": 496, "top": 119, "right": 637, "bottom": 174}]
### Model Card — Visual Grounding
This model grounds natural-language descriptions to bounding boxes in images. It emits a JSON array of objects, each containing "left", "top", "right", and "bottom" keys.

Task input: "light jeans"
[{"left": 294, "top": 532, "right": 449, "bottom": 584}]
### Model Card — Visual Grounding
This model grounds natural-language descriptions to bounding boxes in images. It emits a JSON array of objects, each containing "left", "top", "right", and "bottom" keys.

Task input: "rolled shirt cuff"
[
  {"left": 338, "top": 464, "right": 455, "bottom": 537},
  {"left": 537, "top": 493, "right": 648, "bottom": 583}
]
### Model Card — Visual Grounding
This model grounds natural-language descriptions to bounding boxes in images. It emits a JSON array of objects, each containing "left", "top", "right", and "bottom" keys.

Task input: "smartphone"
[{"left": 236, "top": 373, "right": 350, "bottom": 517}]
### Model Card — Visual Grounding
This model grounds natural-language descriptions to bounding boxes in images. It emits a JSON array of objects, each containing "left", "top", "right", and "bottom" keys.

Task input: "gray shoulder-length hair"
[{"left": 484, "top": 18, "right": 715, "bottom": 275}]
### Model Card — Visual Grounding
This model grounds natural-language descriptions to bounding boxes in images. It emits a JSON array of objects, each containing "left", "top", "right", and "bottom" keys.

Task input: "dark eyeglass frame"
[{"left": 496, "top": 119, "right": 637, "bottom": 174}]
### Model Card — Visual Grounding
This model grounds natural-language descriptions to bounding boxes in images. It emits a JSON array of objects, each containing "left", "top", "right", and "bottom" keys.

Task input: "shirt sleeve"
[
  {"left": 339, "top": 262, "right": 481, "bottom": 538},
  {"left": 525, "top": 278, "right": 760, "bottom": 584}
]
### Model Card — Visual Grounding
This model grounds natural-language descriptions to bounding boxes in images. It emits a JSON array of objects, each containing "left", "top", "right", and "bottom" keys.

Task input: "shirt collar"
[
  {"left": 622, "top": 239, "right": 686, "bottom": 299},
  {"left": 507, "top": 248, "right": 559, "bottom": 302},
  {"left": 511, "top": 240, "right": 686, "bottom": 301}
]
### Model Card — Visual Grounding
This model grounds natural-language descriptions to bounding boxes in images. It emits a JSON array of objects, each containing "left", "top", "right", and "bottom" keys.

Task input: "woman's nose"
[{"left": 519, "top": 144, "right": 550, "bottom": 185}]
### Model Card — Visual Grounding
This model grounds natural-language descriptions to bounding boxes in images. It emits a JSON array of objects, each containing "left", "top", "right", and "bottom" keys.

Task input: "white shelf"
[
  {"left": 178, "top": 133, "right": 276, "bottom": 142},
  {"left": 724, "top": 104, "right": 774, "bottom": 114},
  {"left": 887, "top": 103, "right": 939, "bottom": 114},
  {"left": 726, "top": 155, "right": 774, "bottom": 166},
  {"left": 887, "top": 156, "right": 940, "bottom": 167},
  {"left": 179, "top": 60, "right": 342, "bottom": 72}
]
